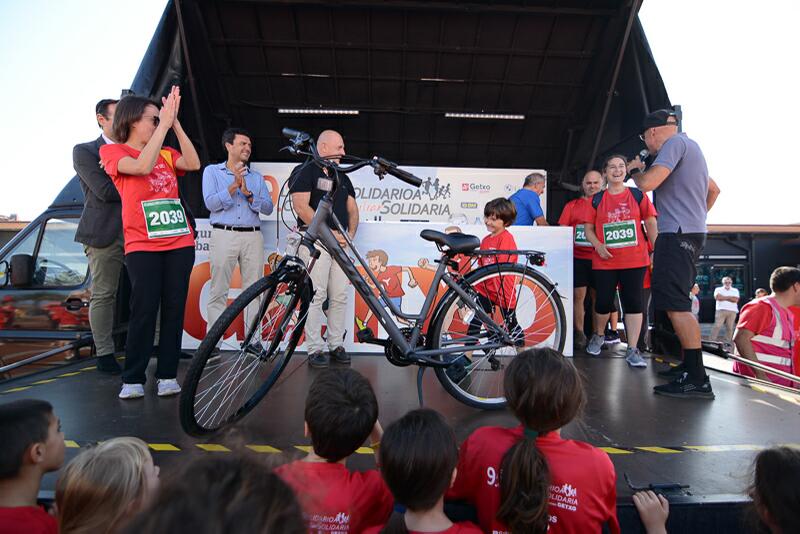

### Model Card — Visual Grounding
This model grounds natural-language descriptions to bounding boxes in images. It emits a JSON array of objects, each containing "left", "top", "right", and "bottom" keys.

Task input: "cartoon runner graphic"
[{"left": 357, "top": 249, "right": 419, "bottom": 329}]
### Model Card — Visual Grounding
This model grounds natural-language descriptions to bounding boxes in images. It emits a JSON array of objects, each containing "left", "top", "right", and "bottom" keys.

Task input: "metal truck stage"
[{"left": 3, "top": 345, "right": 798, "bottom": 533}]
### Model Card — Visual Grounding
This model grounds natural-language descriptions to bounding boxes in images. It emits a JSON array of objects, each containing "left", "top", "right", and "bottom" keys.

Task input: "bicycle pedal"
[{"left": 356, "top": 327, "right": 376, "bottom": 342}]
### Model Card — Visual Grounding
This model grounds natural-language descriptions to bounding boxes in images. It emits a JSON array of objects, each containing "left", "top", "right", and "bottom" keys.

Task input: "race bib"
[
  {"left": 574, "top": 224, "right": 592, "bottom": 247},
  {"left": 603, "top": 220, "right": 637, "bottom": 248},
  {"left": 142, "top": 198, "right": 191, "bottom": 239}
]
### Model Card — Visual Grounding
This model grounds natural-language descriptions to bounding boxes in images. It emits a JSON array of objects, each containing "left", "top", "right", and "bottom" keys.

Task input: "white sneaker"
[
  {"left": 157, "top": 379, "right": 182, "bottom": 397},
  {"left": 119, "top": 383, "right": 145, "bottom": 399}
]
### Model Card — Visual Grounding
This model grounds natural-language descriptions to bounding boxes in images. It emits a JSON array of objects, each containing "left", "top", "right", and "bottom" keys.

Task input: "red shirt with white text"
[
  {"left": 475, "top": 229, "right": 518, "bottom": 308},
  {"left": 275, "top": 461, "right": 393, "bottom": 533},
  {"left": 447, "top": 426, "right": 620, "bottom": 534},
  {"left": 558, "top": 197, "right": 595, "bottom": 260}
]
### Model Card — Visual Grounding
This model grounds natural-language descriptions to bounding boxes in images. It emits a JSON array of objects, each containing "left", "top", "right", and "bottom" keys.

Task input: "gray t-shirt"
[{"left": 652, "top": 132, "right": 709, "bottom": 233}]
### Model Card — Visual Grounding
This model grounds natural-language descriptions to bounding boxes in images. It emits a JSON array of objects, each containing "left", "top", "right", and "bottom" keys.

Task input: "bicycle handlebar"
[{"left": 282, "top": 128, "right": 422, "bottom": 188}]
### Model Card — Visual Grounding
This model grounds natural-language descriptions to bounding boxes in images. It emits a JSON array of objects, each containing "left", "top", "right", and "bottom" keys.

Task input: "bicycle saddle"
[{"left": 420, "top": 229, "right": 480, "bottom": 254}]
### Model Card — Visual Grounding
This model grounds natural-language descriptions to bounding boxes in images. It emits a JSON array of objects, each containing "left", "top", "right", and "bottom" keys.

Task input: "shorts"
[
  {"left": 593, "top": 267, "right": 647, "bottom": 314},
  {"left": 652, "top": 232, "right": 705, "bottom": 312},
  {"left": 574, "top": 258, "right": 593, "bottom": 288}
]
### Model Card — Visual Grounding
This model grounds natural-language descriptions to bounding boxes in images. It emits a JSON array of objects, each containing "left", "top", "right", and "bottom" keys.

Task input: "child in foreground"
[
  {"left": 364, "top": 409, "right": 481, "bottom": 534},
  {"left": 0, "top": 399, "right": 65, "bottom": 534},
  {"left": 275, "top": 368, "right": 392, "bottom": 533},
  {"left": 56, "top": 436, "right": 159, "bottom": 534},
  {"left": 447, "top": 347, "right": 620, "bottom": 534}
]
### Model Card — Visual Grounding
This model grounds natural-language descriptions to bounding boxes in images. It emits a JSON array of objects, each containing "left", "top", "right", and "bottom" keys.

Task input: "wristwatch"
[
  {"left": 629, "top": 167, "right": 642, "bottom": 176},
  {"left": 245, "top": 192, "right": 254, "bottom": 199}
]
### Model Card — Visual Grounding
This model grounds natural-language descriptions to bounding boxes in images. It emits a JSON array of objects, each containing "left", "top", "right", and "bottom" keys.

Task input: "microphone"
[
  {"left": 625, "top": 149, "right": 650, "bottom": 182},
  {"left": 281, "top": 128, "right": 311, "bottom": 142}
]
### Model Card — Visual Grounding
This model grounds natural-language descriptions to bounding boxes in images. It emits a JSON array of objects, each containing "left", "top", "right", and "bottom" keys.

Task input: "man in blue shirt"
[
  {"left": 203, "top": 128, "right": 274, "bottom": 338},
  {"left": 509, "top": 173, "right": 548, "bottom": 226}
]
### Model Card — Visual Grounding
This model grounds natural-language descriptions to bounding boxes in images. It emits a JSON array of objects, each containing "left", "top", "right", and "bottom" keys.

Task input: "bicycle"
[{"left": 179, "top": 129, "right": 566, "bottom": 436}]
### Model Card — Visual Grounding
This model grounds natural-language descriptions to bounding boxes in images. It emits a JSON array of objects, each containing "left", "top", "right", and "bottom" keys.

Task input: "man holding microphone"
[{"left": 627, "top": 109, "right": 721, "bottom": 399}]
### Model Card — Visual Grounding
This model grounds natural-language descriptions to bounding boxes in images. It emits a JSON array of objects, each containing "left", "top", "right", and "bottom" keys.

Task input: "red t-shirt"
[
  {"left": 363, "top": 521, "right": 482, "bottom": 534},
  {"left": 275, "top": 461, "right": 393, "bottom": 533},
  {"left": 99, "top": 144, "right": 195, "bottom": 254},
  {"left": 376, "top": 266, "right": 404, "bottom": 298},
  {"left": 447, "top": 426, "right": 620, "bottom": 534},
  {"left": 792, "top": 306, "right": 800, "bottom": 373},
  {"left": 584, "top": 189, "right": 657, "bottom": 270},
  {"left": 475, "top": 230, "right": 518, "bottom": 308},
  {"left": 0, "top": 506, "right": 58, "bottom": 534},
  {"left": 558, "top": 197, "right": 595, "bottom": 260},
  {"left": 736, "top": 300, "right": 773, "bottom": 335}
]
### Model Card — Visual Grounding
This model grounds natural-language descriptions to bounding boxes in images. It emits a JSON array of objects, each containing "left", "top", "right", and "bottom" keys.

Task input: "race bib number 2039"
[{"left": 142, "top": 198, "right": 191, "bottom": 239}]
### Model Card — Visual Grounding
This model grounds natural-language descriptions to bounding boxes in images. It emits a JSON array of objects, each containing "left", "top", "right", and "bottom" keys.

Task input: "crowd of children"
[{"left": 2, "top": 356, "right": 799, "bottom": 534}]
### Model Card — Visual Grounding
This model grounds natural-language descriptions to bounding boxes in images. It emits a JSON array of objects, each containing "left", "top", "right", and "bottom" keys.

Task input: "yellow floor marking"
[
  {"left": 636, "top": 446, "right": 682, "bottom": 454},
  {"left": 58, "top": 372, "right": 82, "bottom": 377},
  {"left": 247, "top": 445, "right": 281, "bottom": 453},
  {"left": 355, "top": 447, "right": 375, "bottom": 454},
  {"left": 600, "top": 447, "right": 633, "bottom": 455},
  {"left": 684, "top": 445, "right": 762, "bottom": 452},
  {"left": 31, "top": 379, "right": 57, "bottom": 385},
  {"left": 294, "top": 445, "right": 312, "bottom": 453},
  {"left": 2, "top": 386, "right": 32, "bottom": 393},
  {"left": 196, "top": 444, "right": 230, "bottom": 452},
  {"left": 80, "top": 366, "right": 97, "bottom": 371},
  {"left": 148, "top": 443, "right": 180, "bottom": 451},
  {"left": 64, "top": 440, "right": 80, "bottom": 448}
]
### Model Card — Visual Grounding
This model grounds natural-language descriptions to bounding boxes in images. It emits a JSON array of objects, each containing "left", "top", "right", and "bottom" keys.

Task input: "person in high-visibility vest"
[{"left": 733, "top": 266, "right": 800, "bottom": 387}]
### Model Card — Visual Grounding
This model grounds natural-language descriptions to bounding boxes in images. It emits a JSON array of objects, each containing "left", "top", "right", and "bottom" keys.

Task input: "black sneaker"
[
  {"left": 308, "top": 351, "right": 330, "bottom": 368},
  {"left": 657, "top": 363, "right": 686, "bottom": 378},
  {"left": 653, "top": 372, "right": 715, "bottom": 399},
  {"left": 330, "top": 346, "right": 351, "bottom": 365},
  {"left": 96, "top": 354, "right": 121, "bottom": 375}
]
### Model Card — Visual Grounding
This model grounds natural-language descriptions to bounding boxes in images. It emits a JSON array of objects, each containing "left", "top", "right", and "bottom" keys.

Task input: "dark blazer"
[{"left": 73, "top": 136, "right": 123, "bottom": 248}]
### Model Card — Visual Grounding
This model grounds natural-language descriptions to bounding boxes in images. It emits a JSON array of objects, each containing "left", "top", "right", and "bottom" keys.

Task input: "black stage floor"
[{"left": 2, "top": 345, "right": 798, "bottom": 533}]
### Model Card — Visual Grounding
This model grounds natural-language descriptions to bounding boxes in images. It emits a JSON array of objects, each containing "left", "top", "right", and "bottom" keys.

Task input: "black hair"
[
  {"left": 305, "top": 369, "right": 378, "bottom": 462},
  {"left": 0, "top": 399, "right": 53, "bottom": 479},
  {"left": 95, "top": 99, "right": 119, "bottom": 128},
  {"left": 122, "top": 454, "right": 305, "bottom": 534},
  {"left": 498, "top": 348, "right": 585, "bottom": 534},
  {"left": 379, "top": 409, "right": 458, "bottom": 534},
  {"left": 770, "top": 266, "right": 800, "bottom": 293},
  {"left": 484, "top": 197, "right": 516, "bottom": 227},
  {"left": 222, "top": 128, "right": 252, "bottom": 151},
  {"left": 112, "top": 95, "right": 159, "bottom": 143},
  {"left": 748, "top": 446, "right": 800, "bottom": 533}
]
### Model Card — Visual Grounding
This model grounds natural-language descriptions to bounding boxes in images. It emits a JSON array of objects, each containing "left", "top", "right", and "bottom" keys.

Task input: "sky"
[{"left": 0, "top": 0, "right": 797, "bottom": 223}]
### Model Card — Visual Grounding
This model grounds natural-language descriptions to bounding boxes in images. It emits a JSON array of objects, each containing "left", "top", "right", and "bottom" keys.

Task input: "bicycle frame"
[{"left": 292, "top": 193, "right": 513, "bottom": 364}]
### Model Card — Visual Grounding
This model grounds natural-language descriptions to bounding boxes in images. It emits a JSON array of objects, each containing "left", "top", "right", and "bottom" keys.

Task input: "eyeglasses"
[{"left": 142, "top": 115, "right": 160, "bottom": 126}]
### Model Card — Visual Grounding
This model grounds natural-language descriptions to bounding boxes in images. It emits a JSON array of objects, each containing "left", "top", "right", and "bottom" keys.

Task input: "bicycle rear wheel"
[
  {"left": 179, "top": 266, "right": 311, "bottom": 436},
  {"left": 430, "top": 263, "right": 565, "bottom": 409}
]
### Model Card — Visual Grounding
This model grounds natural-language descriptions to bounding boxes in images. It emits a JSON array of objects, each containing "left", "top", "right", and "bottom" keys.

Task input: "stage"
[{"left": 2, "top": 345, "right": 798, "bottom": 533}]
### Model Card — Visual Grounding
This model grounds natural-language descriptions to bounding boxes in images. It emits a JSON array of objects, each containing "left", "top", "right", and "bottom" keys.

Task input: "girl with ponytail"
[
  {"left": 364, "top": 409, "right": 481, "bottom": 534},
  {"left": 448, "top": 348, "right": 620, "bottom": 534}
]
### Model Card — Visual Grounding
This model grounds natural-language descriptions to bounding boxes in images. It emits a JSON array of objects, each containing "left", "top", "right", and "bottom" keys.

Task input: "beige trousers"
[
  {"left": 85, "top": 234, "right": 124, "bottom": 356},
  {"left": 207, "top": 229, "right": 265, "bottom": 335},
  {"left": 298, "top": 245, "right": 349, "bottom": 353},
  {"left": 710, "top": 309, "right": 737, "bottom": 343}
]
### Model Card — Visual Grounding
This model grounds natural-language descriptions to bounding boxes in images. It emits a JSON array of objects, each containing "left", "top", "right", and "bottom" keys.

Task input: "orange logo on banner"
[{"left": 264, "top": 175, "right": 279, "bottom": 207}]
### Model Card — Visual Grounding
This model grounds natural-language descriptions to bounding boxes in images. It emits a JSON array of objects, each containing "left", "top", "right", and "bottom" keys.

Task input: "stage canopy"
[{"left": 129, "top": 0, "right": 671, "bottom": 216}]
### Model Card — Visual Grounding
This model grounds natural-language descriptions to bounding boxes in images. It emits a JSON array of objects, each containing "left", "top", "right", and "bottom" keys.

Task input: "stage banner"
[
  {"left": 183, "top": 221, "right": 573, "bottom": 356},
  {"left": 250, "top": 162, "right": 546, "bottom": 225}
]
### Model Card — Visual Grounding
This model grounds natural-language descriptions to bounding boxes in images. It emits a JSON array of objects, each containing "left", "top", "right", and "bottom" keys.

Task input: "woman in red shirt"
[
  {"left": 99, "top": 87, "right": 201, "bottom": 400},
  {"left": 583, "top": 155, "right": 658, "bottom": 367},
  {"left": 447, "top": 348, "right": 620, "bottom": 534}
]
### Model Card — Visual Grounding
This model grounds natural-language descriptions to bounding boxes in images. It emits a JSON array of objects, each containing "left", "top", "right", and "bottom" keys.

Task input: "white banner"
[
  {"left": 183, "top": 221, "right": 573, "bottom": 356},
  {"left": 250, "top": 162, "right": 546, "bottom": 225}
]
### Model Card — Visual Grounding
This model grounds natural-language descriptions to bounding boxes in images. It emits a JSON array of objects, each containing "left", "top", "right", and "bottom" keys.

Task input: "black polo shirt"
[{"left": 288, "top": 160, "right": 357, "bottom": 232}]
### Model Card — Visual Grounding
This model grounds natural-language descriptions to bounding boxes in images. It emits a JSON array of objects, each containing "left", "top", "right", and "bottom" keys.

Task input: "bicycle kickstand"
[{"left": 416, "top": 367, "right": 426, "bottom": 407}]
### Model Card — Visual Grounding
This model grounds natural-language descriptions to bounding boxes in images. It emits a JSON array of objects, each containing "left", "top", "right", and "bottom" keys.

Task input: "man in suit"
[{"left": 73, "top": 99, "right": 123, "bottom": 374}]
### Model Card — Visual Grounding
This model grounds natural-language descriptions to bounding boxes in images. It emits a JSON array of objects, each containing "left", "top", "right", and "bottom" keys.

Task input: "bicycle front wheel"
[
  {"left": 430, "top": 263, "right": 566, "bottom": 409},
  {"left": 179, "top": 267, "right": 311, "bottom": 436}
]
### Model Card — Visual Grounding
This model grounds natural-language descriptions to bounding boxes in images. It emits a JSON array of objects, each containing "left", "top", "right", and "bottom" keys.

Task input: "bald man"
[
  {"left": 558, "top": 170, "right": 604, "bottom": 350},
  {"left": 289, "top": 130, "right": 359, "bottom": 368}
]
